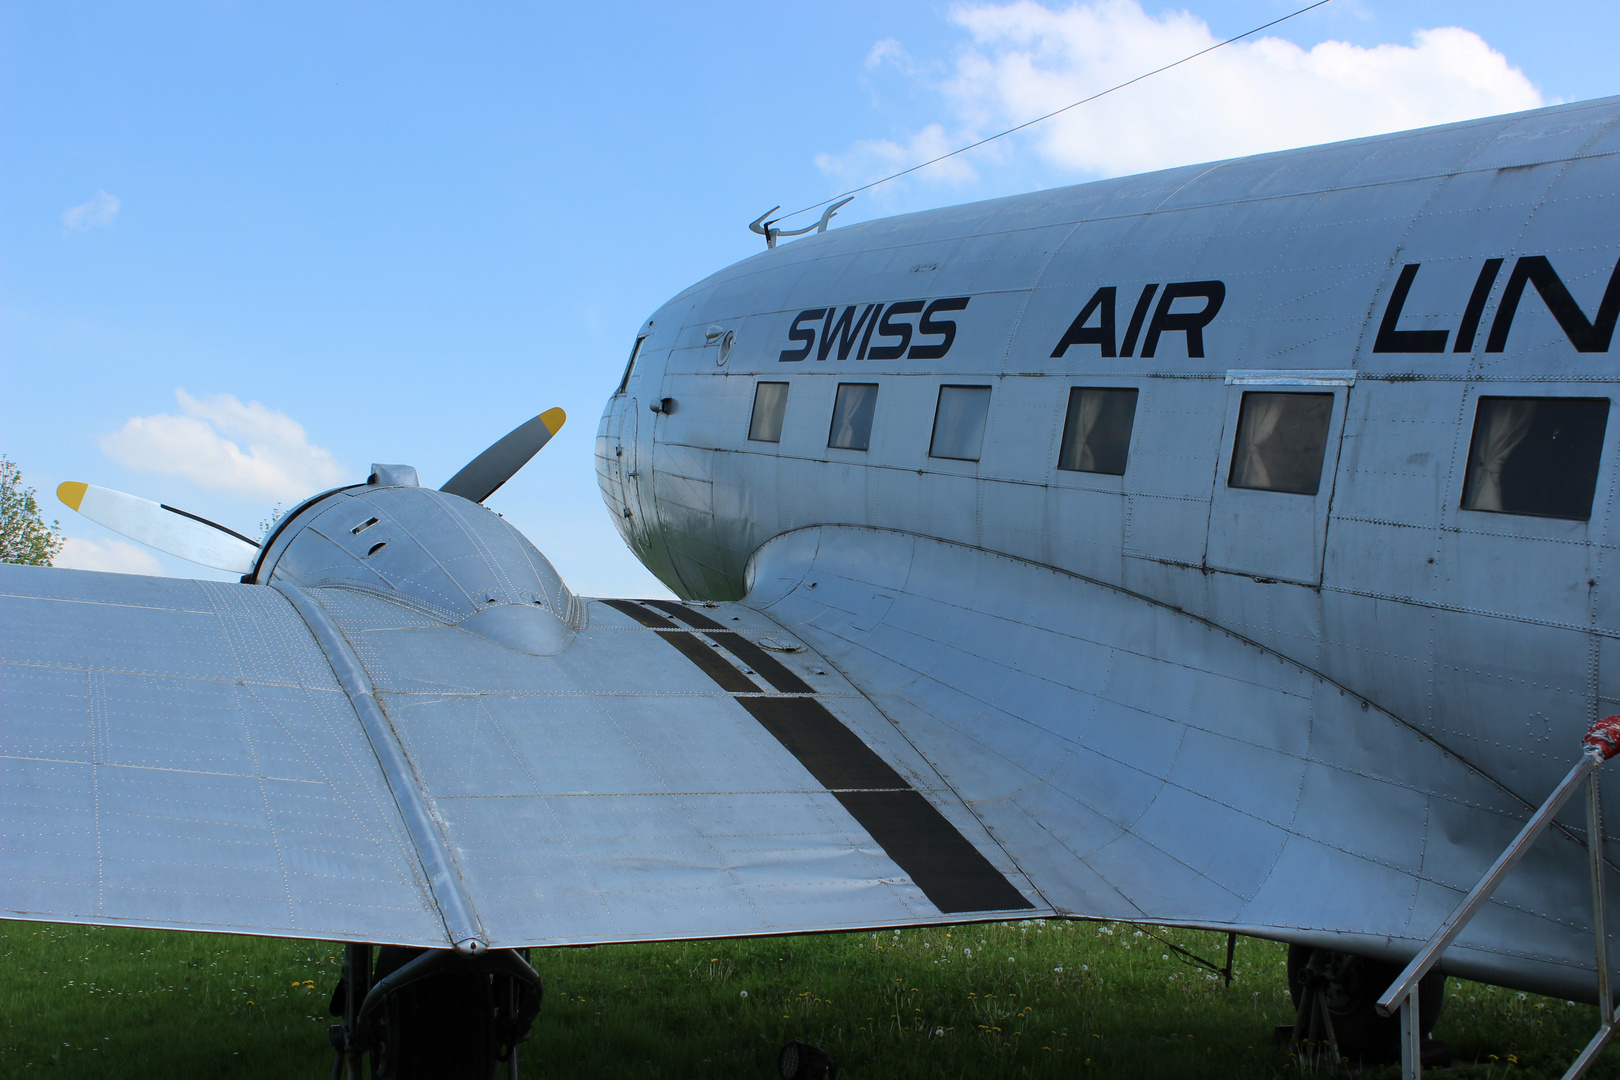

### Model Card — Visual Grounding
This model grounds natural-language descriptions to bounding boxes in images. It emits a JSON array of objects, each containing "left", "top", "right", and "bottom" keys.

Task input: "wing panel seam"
[{"left": 272, "top": 582, "right": 483, "bottom": 951}]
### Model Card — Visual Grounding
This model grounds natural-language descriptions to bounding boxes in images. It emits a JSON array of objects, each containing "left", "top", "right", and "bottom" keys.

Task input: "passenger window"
[
  {"left": 748, "top": 382, "right": 789, "bottom": 443},
  {"left": 1229, "top": 392, "right": 1334, "bottom": 495},
  {"left": 616, "top": 336, "right": 645, "bottom": 395},
  {"left": 929, "top": 386, "right": 992, "bottom": 461},
  {"left": 1058, "top": 387, "right": 1138, "bottom": 475},
  {"left": 1461, "top": 396, "right": 1609, "bottom": 520},
  {"left": 828, "top": 383, "right": 879, "bottom": 451}
]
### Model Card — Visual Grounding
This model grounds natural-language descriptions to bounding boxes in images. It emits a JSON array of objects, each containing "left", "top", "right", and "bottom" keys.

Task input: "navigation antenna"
[
  {"left": 749, "top": 197, "right": 853, "bottom": 250},
  {"left": 748, "top": 0, "right": 1332, "bottom": 249}
]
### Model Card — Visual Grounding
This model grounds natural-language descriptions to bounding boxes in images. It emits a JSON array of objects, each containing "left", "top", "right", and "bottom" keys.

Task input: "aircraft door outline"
[
  {"left": 622, "top": 398, "right": 651, "bottom": 549},
  {"left": 1204, "top": 371, "right": 1354, "bottom": 587}
]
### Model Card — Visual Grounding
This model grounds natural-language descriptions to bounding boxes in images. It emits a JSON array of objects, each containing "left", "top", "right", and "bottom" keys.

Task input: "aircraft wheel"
[
  {"left": 370, "top": 946, "right": 498, "bottom": 1080},
  {"left": 1286, "top": 944, "right": 1444, "bottom": 1063}
]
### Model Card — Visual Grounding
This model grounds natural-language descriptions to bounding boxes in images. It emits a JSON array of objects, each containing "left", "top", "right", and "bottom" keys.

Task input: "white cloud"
[
  {"left": 55, "top": 537, "right": 165, "bottom": 576},
  {"left": 816, "top": 123, "right": 984, "bottom": 190},
  {"left": 866, "top": 38, "right": 917, "bottom": 72},
  {"left": 821, "top": 0, "right": 1544, "bottom": 188},
  {"left": 100, "top": 389, "right": 347, "bottom": 502},
  {"left": 62, "top": 190, "right": 121, "bottom": 232}
]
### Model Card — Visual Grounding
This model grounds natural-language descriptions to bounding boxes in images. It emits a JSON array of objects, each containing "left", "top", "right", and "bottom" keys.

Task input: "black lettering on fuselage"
[
  {"left": 1120, "top": 284, "right": 1158, "bottom": 358},
  {"left": 910, "top": 297, "right": 970, "bottom": 360},
  {"left": 1372, "top": 254, "right": 1620, "bottom": 354},
  {"left": 1050, "top": 282, "right": 1221, "bottom": 360},
  {"left": 1140, "top": 281, "right": 1225, "bottom": 359},
  {"left": 1051, "top": 287, "right": 1117, "bottom": 358},
  {"left": 779, "top": 309, "right": 826, "bottom": 362},
  {"left": 1454, "top": 259, "right": 1504, "bottom": 353},
  {"left": 818, "top": 305, "right": 879, "bottom": 362},
  {"left": 866, "top": 301, "right": 923, "bottom": 360},
  {"left": 1373, "top": 264, "right": 1449, "bottom": 353},
  {"left": 778, "top": 297, "right": 972, "bottom": 362},
  {"left": 1487, "top": 255, "right": 1620, "bottom": 353}
]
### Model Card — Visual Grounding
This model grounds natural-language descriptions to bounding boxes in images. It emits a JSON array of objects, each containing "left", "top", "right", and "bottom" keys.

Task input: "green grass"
[{"left": 2, "top": 918, "right": 1615, "bottom": 1078}]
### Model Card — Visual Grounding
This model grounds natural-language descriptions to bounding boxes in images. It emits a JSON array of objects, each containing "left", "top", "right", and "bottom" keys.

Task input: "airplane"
[{"left": 6, "top": 92, "right": 1620, "bottom": 1076}]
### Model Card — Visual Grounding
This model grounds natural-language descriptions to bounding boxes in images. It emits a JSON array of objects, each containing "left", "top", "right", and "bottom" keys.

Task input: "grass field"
[{"left": 2, "top": 918, "right": 1614, "bottom": 1078}]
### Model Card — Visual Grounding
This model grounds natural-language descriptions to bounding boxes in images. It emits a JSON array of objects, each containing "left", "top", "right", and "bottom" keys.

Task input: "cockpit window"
[
  {"left": 1228, "top": 391, "right": 1333, "bottom": 495},
  {"left": 929, "top": 386, "right": 991, "bottom": 461},
  {"left": 1058, "top": 387, "right": 1138, "bottom": 475},
  {"left": 749, "top": 382, "right": 789, "bottom": 443},
  {"left": 828, "top": 383, "right": 878, "bottom": 451},
  {"left": 1461, "top": 396, "right": 1609, "bottom": 520},
  {"left": 616, "top": 336, "right": 645, "bottom": 396}
]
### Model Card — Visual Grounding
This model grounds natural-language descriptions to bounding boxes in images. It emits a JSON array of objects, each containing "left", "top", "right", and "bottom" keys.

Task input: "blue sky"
[{"left": 4, "top": 0, "right": 1618, "bottom": 596}]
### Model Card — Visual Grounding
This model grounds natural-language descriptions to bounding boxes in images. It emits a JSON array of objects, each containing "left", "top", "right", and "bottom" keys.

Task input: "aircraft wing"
[{"left": 0, "top": 560, "right": 1039, "bottom": 949}]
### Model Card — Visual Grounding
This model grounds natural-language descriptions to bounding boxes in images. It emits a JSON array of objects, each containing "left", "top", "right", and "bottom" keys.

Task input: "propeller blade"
[
  {"left": 57, "top": 482, "right": 259, "bottom": 574},
  {"left": 440, "top": 407, "right": 566, "bottom": 503}
]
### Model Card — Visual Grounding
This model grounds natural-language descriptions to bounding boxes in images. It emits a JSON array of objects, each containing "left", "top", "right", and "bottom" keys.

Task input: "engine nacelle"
[{"left": 251, "top": 469, "right": 581, "bottom": 656}]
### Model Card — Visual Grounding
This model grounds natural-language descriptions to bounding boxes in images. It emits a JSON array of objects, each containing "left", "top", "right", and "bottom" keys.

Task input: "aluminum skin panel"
[
  {"left": 0, "top": 564, "right": 444, "bottom": 944},
  {"left": 303, "top": 586, "right": 1039, "bottom": 946}
]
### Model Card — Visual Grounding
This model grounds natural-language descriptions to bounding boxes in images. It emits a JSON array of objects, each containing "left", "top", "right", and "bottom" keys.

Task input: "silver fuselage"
[{"left": 599, "top": 96, "right": 1620, "bottom": 919}]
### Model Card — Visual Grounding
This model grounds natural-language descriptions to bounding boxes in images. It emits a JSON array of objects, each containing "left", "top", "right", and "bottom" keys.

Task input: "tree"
[{"left": 0, "top": 456, "right": 64, "bottom": 566}]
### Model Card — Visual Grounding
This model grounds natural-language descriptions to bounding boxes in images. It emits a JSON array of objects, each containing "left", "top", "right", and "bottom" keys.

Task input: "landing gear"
[
  {"left": 1286, "top": 944, "right": 1445, "bottom": 1066},
  {"left": 328, "top": 944, "right": 542, "bottom": 1080}
]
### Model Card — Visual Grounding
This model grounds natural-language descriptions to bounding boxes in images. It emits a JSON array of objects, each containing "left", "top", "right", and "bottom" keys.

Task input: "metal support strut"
[
  {"left": 1143, "top": 928, "right": 1238, "bottom": 986},
  {"left": 328, "top": 945, "right": 543, "bottom": 1080},
  {"left": 1375, "top": 715, "right": 1620, "bottom": 1080}
]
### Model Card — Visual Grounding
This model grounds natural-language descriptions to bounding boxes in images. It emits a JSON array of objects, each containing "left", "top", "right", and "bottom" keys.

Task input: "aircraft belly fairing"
[{"left": 743, "top": 525, "right": 1606, "bottom": 1001}]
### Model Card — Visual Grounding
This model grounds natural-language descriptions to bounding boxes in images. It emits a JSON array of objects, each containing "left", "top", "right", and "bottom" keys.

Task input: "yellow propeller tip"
[
  {"left": 57, "top": 482, "right": 88, "bottom": 511},
  {"left": 541, "top": 407, "right": 566, "bottom": 434}
]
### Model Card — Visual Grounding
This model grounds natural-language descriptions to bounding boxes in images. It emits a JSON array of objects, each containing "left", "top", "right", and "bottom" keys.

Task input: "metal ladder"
[{"left": 1375, "top": 716, "right": 1620, "bottom": 1080}]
